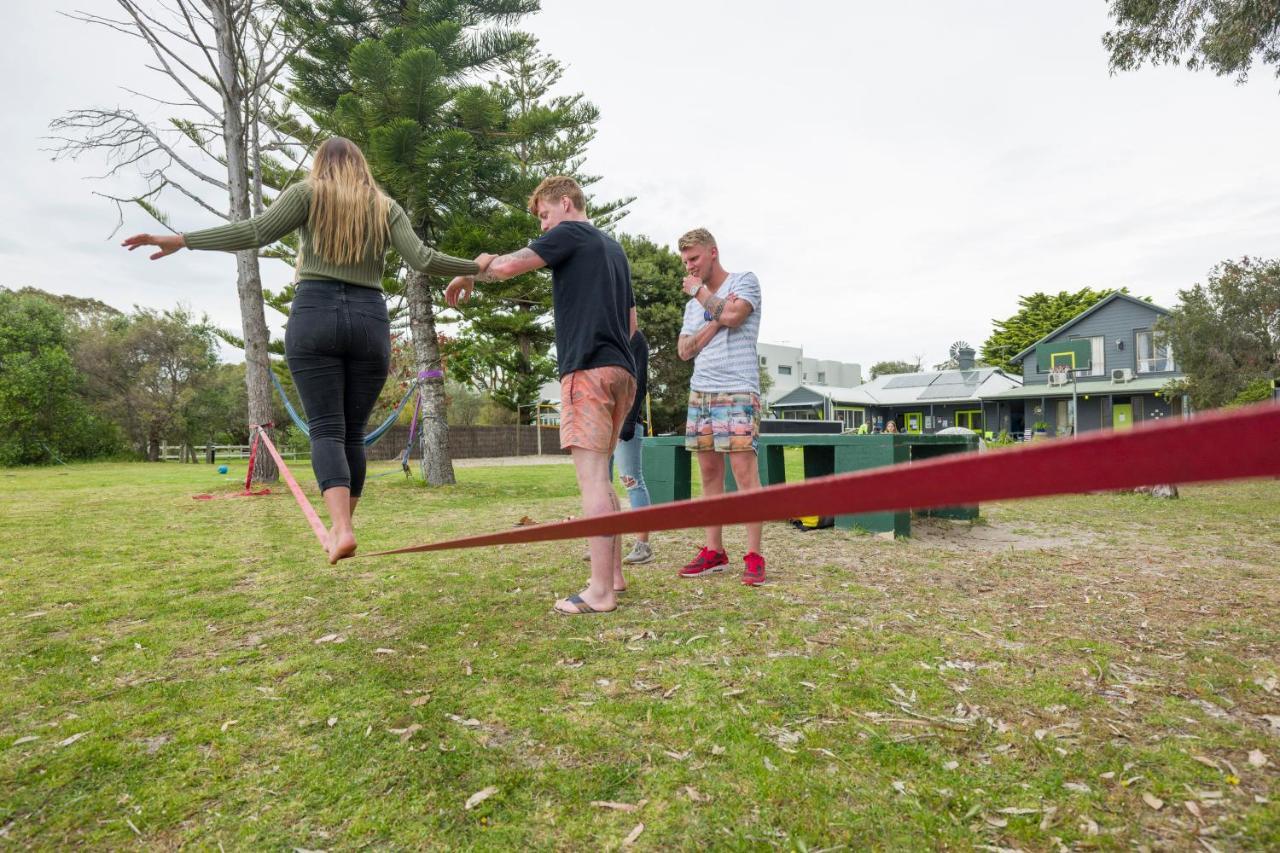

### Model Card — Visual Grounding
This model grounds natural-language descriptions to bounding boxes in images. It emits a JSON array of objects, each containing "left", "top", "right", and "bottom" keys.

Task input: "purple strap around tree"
[
  {"left": 406, "top": 387, "right": 424, "bottom": 449},
  {"left": 419, "top": 369, "right": 444, "bottom": 380}
]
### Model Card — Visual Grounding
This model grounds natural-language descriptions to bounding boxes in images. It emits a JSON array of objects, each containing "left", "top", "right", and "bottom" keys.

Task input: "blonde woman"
[{"left": 123, "top": 137, "right": 491, "bottom": 563}]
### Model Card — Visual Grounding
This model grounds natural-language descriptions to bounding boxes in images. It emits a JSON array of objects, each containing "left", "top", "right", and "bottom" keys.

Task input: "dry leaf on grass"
[
  {"left": 591, "top": 800, "right": 645, "bottom": 813},
  {"left": 513, "top": 516, "right": 536, "bottom": 526},
  {"left": 387, "top": 724, "right": 422, "bottom": 742},
  {"left": 464, "top": 786, "right": 498, "bottom": 810},
  {"left": 1142, "top": 792, "right": 1164, "bottom": 810},
  {"left": 1247, "top": 749, "right": 1268, "bottom": 768},
  {"left": 374, "top": 648, "right": 397, "bottom": 655},
  {"left": 622, "top": 823, "right": 644, "bottom": 846},
  {"left": 313, "top": 633, "right": 342, "bottom": 644},
  {"left": 12, "top": 736, "right": 39, "bottom": 745},
  {"left": 1063, "top": 782, "right": 1090, "bottom": 794},
  {"left": 327, "top": 717, "right": 337, "bottom": 728},
  {"left": 682, "top": 786, "right": 711, "bottom": 803},
  {"left": 56, "top": 732, "right": 89, "bottom": 747},
  {"left": 411, "top": 695, "right": 431, "bottom": 707},
  {"left": 220, "top": 720, "right": 238, "bottom": 733}
]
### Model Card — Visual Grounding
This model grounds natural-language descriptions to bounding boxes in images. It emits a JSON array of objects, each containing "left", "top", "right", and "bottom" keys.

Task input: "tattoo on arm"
[
  {"left": 475, "top": 247, "right": 540, "bottom": 282},
  {"left": 707, "top": 296, "right": 726, "bottom": 321}
]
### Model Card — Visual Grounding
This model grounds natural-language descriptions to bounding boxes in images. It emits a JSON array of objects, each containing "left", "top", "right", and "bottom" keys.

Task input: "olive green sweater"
[{"left": 182, "top": 182, "right": 479, "bottom": 289}]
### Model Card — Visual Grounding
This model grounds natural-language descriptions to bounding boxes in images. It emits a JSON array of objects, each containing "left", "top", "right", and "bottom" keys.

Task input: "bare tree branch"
[
  {"left": 48, "top": 108, "right": 228, "bottom": 191},
  {"left": 115, "top": 0, "right": 225, "bottom": 108}
]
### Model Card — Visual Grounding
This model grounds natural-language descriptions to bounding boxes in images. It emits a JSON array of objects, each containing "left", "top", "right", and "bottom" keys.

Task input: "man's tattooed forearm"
[
  {"left": 475, "top": 247, "right": 539, "bottom": 282},
  {"left": 707, "top": 296, "right": 726, "bottom": 321}
]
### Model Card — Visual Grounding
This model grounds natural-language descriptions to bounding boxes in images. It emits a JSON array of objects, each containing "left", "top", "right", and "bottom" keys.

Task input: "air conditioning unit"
[
  {"left": 1112, "top": 368, "right": 1134, "bottom": 383},
  {"left": 1047, "top": 373, "right": 1070, "bottom": 387}
]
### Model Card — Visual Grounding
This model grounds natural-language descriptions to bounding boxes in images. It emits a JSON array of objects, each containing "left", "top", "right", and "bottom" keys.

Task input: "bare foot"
[
  {"left": 327, "top": 529, "right": 357, "bottom": 564},
  {"left": 554, "top": 588, "right": 617, "bottom": 614}
]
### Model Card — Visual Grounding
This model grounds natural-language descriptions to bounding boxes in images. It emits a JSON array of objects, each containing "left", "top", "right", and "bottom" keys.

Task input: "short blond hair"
[
  {"left": 528, "top": 175, "right": 586, "bottom": 215},
  {"left": 677, "top": 228, "right": 717, "bottom": 251}
]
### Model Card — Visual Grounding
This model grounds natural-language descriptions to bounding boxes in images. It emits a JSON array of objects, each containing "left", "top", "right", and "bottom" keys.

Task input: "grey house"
[
  {"left": 770, "top": 347, "right": 1023, "bottom": 434},
  {"left": 982, "top": 292, "right": 1188, "bottom": 436}
]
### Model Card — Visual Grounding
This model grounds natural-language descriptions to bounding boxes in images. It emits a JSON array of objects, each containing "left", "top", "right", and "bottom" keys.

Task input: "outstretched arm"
[
  {"left": 389, "top": 205, "right": 481, "bottom": 277},
  {"left": 123, "top": 182, "right": 310, "bottom": 260}
]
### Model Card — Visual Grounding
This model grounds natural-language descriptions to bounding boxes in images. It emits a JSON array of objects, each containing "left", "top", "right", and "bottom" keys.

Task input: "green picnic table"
[{"left": 640, "top": 433, "right": 979, "bottom": 537}]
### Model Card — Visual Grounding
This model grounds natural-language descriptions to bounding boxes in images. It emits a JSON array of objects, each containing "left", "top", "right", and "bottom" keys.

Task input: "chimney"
[{"left": 957, "top": 347, "right": 976, "bottom": 371}]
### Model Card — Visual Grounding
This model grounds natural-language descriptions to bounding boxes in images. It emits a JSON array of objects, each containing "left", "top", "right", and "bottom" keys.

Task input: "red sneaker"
[
  {"left": 679, "top": 547, "right": 729, "bottom": 578},
  {"left": 742, "top": 552, "right": 766, "bottom": 586}
]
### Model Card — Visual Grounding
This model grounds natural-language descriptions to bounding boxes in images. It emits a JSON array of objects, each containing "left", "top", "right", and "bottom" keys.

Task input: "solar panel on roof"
[
  {"left": 919, "top": 383, "right": 980, "bottom": 400},
  {"left": 883, "top": 374, "right": 936, "bottom": 389}
]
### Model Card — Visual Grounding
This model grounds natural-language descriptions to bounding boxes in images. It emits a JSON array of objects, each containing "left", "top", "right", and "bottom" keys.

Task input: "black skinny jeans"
[{"left": 285, "top": 280, "right": 391, "bottom": 498}]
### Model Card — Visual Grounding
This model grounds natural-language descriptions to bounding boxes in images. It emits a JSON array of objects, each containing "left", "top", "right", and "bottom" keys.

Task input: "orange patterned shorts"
[{"left": 559, "top": 366, "right": 637, "bottom": 454}]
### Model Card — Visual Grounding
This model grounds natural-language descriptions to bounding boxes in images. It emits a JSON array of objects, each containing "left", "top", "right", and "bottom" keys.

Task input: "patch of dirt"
[{"left": 905, "top": 515, "right": 1101, "bottom": 551}]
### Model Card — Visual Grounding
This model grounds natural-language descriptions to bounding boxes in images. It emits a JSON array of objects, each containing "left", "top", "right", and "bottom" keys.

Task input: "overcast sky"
[{"left": 5, "top": 1, "right": 1280, "bottom": 370}]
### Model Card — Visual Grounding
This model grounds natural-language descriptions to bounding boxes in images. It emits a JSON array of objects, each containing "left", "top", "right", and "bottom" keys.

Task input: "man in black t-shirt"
[{"left": 445, "top": 176, "right": 636, "bottom": 616}]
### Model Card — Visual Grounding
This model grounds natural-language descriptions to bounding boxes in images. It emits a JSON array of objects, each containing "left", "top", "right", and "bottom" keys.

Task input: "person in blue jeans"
[
  {"left": 587, "top": 323, "right": 654, "bottom": 584},
  {"left": 614, "top": 327, "right": 653, "bottom": 567}
]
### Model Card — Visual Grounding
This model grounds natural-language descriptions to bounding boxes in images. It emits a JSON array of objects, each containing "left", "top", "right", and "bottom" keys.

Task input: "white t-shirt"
[{"left": 680, "top": 271, "right": 762, "bottom": 394}]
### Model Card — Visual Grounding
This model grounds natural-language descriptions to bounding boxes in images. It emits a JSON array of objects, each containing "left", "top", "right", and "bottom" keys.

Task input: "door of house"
[
  {"left": 955, "top": 410, "right": 982, "bottom": 430},
  {"left": 904, "top": 412, "right": 923, "bottom": 434},
  {"left": 1113, "top": 403, "right": 1133, "bottom": 431}
]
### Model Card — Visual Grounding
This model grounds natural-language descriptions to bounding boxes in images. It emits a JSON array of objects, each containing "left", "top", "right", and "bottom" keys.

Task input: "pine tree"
[
  {"left": 440, "top": 44, "right": 630, "bottom": 420},
  {"left": 282, "top": 0, "right": 537, "bottom": 483}
]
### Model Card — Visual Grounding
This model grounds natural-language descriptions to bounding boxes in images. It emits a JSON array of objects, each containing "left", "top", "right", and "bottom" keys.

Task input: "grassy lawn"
[{"left": 1, "top": 458, "right": 1277, "bottom": 850}]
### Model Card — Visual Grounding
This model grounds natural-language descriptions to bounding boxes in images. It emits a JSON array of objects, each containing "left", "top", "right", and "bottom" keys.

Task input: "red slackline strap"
[
  {"left": 243, "top": 429, "right": 260, "bottom": 494},
  {"left": 362, "top": 401, "right": 1280, "bottom": 557},
  {"left": 253, "top": 426, "right": 328, "bottom": 548}
]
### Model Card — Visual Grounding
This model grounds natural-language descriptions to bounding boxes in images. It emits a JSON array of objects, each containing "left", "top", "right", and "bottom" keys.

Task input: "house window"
[
  {"left": 1135, "top": 330, "right": 1175, "bottom": 373},
  {"left": 817, "top": 371, "right": 826, "bottom": 383},
  {"left": 759, "top": 356, "right": 767, "bottom": 366},
  {"left": 1070, "top": 335, "right": 1105, "bottom": 376},
  {"left": 778, "top": 365, "right": 791, "bottom": 376}
]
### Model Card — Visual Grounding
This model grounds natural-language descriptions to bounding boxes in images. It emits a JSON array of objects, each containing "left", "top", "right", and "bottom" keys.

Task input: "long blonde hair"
[{"left": 306, "top": 137, "right": 391, "bottom": 266}]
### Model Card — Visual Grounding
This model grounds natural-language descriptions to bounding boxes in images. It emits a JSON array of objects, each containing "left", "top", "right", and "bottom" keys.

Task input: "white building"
[{"left": 757, "top": 342, "right": 862, "bottom": 403}]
